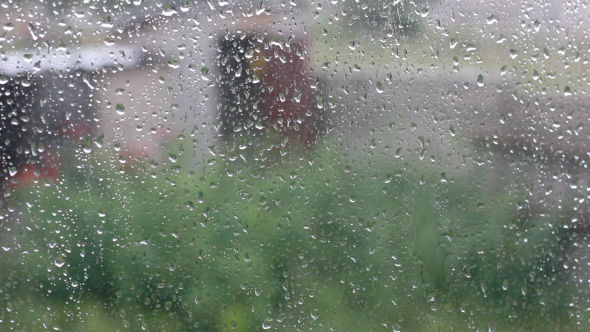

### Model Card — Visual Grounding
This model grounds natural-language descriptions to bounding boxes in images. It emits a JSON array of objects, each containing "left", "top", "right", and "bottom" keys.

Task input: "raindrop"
[
  {"left": 477, "top": 74, "right": 484, "bottom": 87},
  {"left": 54, "top": 255, "right": 66, "bottom": 268},
  {"left": 116, "top": 103, "right": 125, "bottom": 115},
  {"left": 162, "top": 5, "right": 178, "bottom": 17},
  {"left": 168, "top": 60, "right": 180, "bottom": 69},
  {"left": 201, "top": 67, "right": 209, "bottom": 80},
  {"left": 262, "top": 318, "right": 273, "bottom": 330},
  {"left": 500, "top": 65, "right": 507, "bottom": 75},
  {"left": 83, "top": 138, "right": 92, "bottom": 154},
  {"left": 27, "top": 23, "right": 38, "bottom": 41},
  {"left": 376, "top": 82, "right": 384, "bottom": 93},
  {"left": 384, "top": 175, "right": 393, "bottom": 184},
  {"left": 486, "top": 15, "right": 498, "bottom": 25},
  {"left": 449, "top": 39, "right": 458, "bottom": 49},
  {"left": 311, "top": 309, "right": 320, "bottom": 320},
  {"left": 509, "top": 49, "right": 518, "bottom": 59},
  {"left": 22, "top": 54, "right": 34, "bottom": 63},
  {"left": 165, "top": 301, "right": 173, "bottom": 310}
]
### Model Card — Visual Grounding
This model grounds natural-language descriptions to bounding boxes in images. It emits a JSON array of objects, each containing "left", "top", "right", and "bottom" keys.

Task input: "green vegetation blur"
[{"left": 0, "top": 135, "right": 580, "bottom": 331}]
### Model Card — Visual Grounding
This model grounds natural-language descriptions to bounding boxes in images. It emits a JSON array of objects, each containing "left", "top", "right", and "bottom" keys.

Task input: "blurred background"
[{"left": 2, "top": 0, "right": 590, "bottom": 330}]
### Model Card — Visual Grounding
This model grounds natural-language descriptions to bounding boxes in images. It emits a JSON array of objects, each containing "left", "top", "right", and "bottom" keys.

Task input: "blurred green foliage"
[
  {"left": 0, "top": 138, "right": 580, "bottom": 331},
  {"left": 341, "top": 0, "right": 431, "bottom": 36}
]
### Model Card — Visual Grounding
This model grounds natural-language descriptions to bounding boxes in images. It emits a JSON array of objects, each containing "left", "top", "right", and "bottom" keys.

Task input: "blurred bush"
[{"left": 0, "top": 138, "right": 578, "bottom": 331}]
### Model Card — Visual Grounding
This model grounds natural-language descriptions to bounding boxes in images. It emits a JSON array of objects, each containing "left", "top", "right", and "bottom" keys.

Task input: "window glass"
[{"left": 1, "top": 0, "right": 589, "bottom": 330}]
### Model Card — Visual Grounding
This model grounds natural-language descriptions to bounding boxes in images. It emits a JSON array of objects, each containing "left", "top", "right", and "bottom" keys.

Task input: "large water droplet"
[
  {"left": 262, "top": 318, "right": 273, "bottom": 330},
  {"left": 116, "top": 103, "right": 125, "bottom": 115},
  {"left": 477, "top": 74, "right": 484, "bottom": 87},
  {"left": 376, "top": 82, "right": 384, "bottom": 93},
  {"left": 54, "top": 255, "right": 66, "bottom": 268}
]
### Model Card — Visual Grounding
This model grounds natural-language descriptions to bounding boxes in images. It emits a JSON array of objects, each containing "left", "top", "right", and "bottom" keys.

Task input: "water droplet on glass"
[
  {"left": 262, "top": 318, "right": 273, "bottom": 330},
  {"left": 116, "top": 103, "right": 125, "bottom": 115},
  {"left": 477, "top": 74, "right": 484, "bottom": 87},
  {"left": 27, "top": 23, "right": 38, "bottom": 41},
  {"left": 54, "top": 255, "right": 66, "bottom": 268},
  {"left": 376, "top": 82, "right": 383, "bottom": 93},
  {"left": 449, "top": 38, "right": 458, "bottom": 49},
  {"left": 165, "top": 301, "right": 173, "bottom": 310},
  {"left": 500, "top": 65, "right": 507, "bottom": 75},
  {"left": 162, "top": 5, "right": 178, "bottom": 16},
  {"left": 252, "top": 73, "right": 260, "bottom": 84},
  {"left": 168, "top": 60, "right": 180, "bottom": 69},
  {"left": 311, "top": 309, "right": 320, "bottom": 320},
  {"left": 83, "top": 138, "right": 92, "bottom": 154},
  {"left": 486, "top": 15, "right": 498, "bottom": 25},
  {"left": 22, "top": 54, "right": 34, "bottom": 63},
  {"left": 509, "top": 49, "right": 518, "bottom": 59},
  {"left": 104, "top": 37, "right": 115, "bottom": 46},
  {"left": 201, "top": 67, "right": 209, "bottom": 80}
]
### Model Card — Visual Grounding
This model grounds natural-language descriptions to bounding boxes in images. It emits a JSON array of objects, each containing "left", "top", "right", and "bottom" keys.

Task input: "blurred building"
[{"left": 0, "top": 45, "right": 144, "bottom": 190}]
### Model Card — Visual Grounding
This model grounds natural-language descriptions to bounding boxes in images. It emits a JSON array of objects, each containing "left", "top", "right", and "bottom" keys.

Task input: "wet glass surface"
[{"left": 2, "top": 1, "right": 590, "bottom": 330}]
